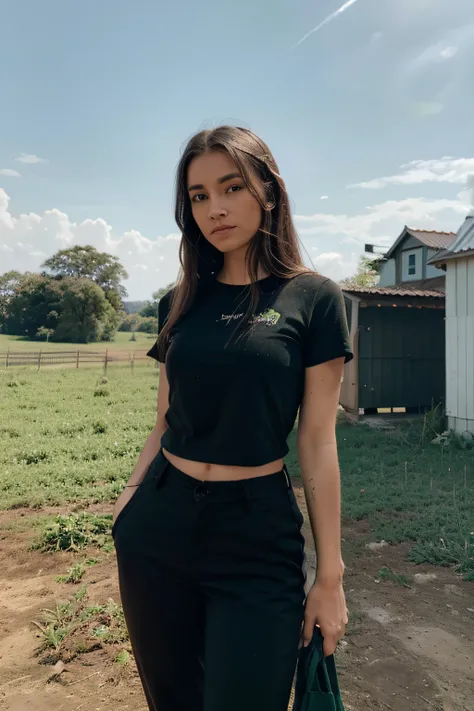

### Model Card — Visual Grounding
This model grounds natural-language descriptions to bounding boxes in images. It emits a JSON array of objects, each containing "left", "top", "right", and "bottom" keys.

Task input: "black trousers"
[{"left": 113, "top": 450, "right": 306, "bottom": 711}]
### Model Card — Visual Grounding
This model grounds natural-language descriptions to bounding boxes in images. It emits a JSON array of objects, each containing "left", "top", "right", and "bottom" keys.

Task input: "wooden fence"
[{"left": 0, "top": 349, "right": 154, "bottom": 371}]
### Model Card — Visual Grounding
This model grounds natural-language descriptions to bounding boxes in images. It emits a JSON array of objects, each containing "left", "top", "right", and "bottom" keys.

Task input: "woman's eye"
[
  {"left": 192, "top": 194, "right": 207, "bottom": 203},
  {"left": 227, "top": 185, "right": 243, "bottom": 194}
]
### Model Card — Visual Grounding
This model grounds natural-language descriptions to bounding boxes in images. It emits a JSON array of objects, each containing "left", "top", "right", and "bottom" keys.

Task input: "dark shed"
[{"left": 341, "top": 284, "right": 445, "bottom": 414}]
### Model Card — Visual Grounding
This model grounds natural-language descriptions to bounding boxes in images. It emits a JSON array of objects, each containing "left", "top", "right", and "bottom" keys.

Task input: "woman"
[{"left": 112, "top": 126, "right": 353, "bottom": 711}]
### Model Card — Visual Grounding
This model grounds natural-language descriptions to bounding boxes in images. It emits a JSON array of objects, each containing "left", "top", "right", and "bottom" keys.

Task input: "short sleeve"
[
  {"left": 146, "top": 290, "right": 173, "bottom": 363},
  {"left": 303, "top": 279, "right": 353, "bottom": 368}
]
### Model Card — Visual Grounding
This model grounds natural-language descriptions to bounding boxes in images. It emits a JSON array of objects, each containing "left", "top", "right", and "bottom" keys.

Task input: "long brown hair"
[{"left": 157, "top": 125, "right": 309, "bottom": 359}]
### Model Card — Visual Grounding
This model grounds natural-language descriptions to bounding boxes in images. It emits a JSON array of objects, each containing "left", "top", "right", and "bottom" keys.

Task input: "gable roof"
[{"left": 384, "top": 226, "right": 456, "bottom": 259}]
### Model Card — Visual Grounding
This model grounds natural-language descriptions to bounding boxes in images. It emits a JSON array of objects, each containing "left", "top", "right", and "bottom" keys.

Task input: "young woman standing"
[{"left": 112, "top": 126, "right": 353, "bottom": 711}]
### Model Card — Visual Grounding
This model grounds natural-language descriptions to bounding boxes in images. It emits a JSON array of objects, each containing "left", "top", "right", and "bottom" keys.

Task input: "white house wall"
[
  {"left": 446, "top": 257, "right": 474, "bottom": 435},
  {"left": 426, "top": 249, "right": 442, "bottom": 279}
]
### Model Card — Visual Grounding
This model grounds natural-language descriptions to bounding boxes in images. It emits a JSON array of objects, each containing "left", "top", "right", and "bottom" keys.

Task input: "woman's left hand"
[{"left": 302, "top": 578, "right": 348, "bottom": 656}]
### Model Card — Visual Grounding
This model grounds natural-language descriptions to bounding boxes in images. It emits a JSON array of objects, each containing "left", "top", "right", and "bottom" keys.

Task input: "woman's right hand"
[{"left": 112, "top": 486, "right": 139, "bottom": 525}]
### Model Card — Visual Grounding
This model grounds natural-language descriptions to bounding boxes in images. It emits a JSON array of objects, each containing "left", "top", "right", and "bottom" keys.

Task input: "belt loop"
[{"left": 283, "top": 463, "right": 291, "bottom": 489}]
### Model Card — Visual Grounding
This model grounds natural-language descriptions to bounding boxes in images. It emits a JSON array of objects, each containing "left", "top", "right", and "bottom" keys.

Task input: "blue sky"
[{"left": 1, "top": 0, "right": 474, "bottom": 299}]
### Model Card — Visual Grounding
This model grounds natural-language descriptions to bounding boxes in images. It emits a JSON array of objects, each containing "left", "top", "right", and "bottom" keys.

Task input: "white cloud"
[
  {"left": 351, "top": 157, "right": 474, "bottom": 190},
  {"left": 15, "top": 153, "right": 46, "bottom": 164},
  {"left": 0, "top": 189, "right": 181, "bottom": 300},
  {"left": 0, "top": 169, "right": 21, "bottom": 177},
  {"left": 313, "top": 251, "right": 359, "bottom": 283},
  {"left": 410, "top": 41, "right": 459, "bottom": 69},
  {"left": 440, "top": 46, "right": 458, "bottom": 59},
  {"left": 320, "top": 195, "right": 329, "bottom": 200},
  {"left": 295, "top": 195, "right": 469, "bottom": 246}
]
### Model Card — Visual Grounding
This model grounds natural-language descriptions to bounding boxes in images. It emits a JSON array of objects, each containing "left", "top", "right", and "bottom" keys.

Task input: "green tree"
[
  {"left": 119, "top": 313, "right": 143, "bottom": 332},
  {"left": 3, "top": 273, "right": 63, "bottom": 337},
  {"left": 0, "top": 271, "right": 23, "bottom": 332},
  {"left": 36, "top": 326, "right": 55, "bottom": 342},
  {"left": 340, "top": 256, "right": 382, "bottom": 289},
  {"left": 42, "top": 245, "right": 128, "bottom": 311},
  {"left": 140, "top": 283, "right": 174, "bottom": 318},
  {"left": 137, "top": 316, "right": 158, "bottom": 334},
  {"left": 53, "top": 278, "right": 120, "bottom": 343}
]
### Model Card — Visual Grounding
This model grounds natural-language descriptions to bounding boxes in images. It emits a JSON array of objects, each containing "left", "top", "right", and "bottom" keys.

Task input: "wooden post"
[
  {"left": 6, "top": 349, "right": 9, "bottom": 368},
  {"left": 104, "top": 348, "right": 108, "bottom": 375},
  {"left": 131, "top": 351, "right": 135, "bottom": 374},
  {"left": 76, "top": 350, "right": 80, "bottom": 369},
  {"left": 37, "top": 349, "right": 42, "bottom": 371}
]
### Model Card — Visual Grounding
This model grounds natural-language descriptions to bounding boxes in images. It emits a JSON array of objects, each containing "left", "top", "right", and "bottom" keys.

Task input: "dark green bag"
[{"left": 293, "top": 629, "right": 345, "bottom": 711}]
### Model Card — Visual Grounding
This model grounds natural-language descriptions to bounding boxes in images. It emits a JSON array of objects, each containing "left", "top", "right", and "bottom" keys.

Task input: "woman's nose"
[{"left": 208, "top": 203, "right": 229, "bottom": 220}]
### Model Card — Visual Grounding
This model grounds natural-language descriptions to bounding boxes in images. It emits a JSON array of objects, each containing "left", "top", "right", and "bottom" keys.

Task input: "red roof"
[
  {"left": 343, "top": 276, "right": 445, "bottom": 299},
  {"left": 406, "top": 228, "right": 456, "bottom": 250},
  {"left": 384, "top": 227, "right": 456, "bottom": 259}
]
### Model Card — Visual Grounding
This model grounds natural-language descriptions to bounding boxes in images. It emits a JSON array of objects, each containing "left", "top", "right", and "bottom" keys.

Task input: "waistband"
[{"left": 148, "top": 449, "right": 292, "bottom": 499}]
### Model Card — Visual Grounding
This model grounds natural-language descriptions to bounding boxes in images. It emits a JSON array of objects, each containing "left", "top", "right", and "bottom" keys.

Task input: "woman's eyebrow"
[{"left": 188, "top": 172, "right": 242, "bottom": 192}]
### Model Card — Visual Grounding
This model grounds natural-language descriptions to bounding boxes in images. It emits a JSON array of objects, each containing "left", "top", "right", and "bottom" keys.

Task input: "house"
[
  {"left": 429, "top": 215, "right": 474, "bottom": 436},
  {"left": 377, "top": 226, "right": 456, "bottom": 292},
  {"left": 340, "top": 226, "right": 453, "bottom": 415}
]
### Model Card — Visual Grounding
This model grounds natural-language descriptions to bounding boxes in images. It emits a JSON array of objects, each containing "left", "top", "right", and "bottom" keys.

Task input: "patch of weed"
[{"left": 32, "top": 512, "right": 113, "bottom": 552}]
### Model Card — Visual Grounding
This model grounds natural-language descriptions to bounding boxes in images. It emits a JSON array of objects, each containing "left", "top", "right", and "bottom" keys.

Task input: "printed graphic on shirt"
[
  {"left": 249, "top": 308, "right": 281, "bottom": 326},
  {"left": 218, "top": 308, "right": 281, "bottom": 327}
]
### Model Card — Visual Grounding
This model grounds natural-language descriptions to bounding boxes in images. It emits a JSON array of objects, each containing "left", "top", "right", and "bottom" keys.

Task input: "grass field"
[
  {"left": 1, "top": 364, "right": 473, "bottom": 579},
  {"left": 1, "top": 364, "right": 473, "bottom": 710}
]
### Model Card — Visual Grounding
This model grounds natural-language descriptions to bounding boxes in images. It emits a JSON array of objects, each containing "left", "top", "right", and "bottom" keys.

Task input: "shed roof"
[
  {"left": 428, "top": 216, "right": 474, "bottom": 265},
  {"left": 384, "top": 226, "right": 456, "bottom": 259},
  {"left": 342, "top": 276, "right": 445, "bottom": 299}
]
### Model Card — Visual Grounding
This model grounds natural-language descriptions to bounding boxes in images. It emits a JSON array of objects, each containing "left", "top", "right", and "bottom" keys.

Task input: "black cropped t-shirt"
[{"left": 147, "top": 273, "right": 353, "bottom": 467}]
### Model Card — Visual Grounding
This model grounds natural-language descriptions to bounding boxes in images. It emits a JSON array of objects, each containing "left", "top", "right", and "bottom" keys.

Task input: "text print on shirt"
[{"left": 218, "top": 308, "right": 281, "bottom": 327}]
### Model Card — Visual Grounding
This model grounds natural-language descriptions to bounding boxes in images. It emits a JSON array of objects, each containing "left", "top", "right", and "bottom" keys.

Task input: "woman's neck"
[{"left": 218, "top": 252, "right": 268, "bottom": 286}]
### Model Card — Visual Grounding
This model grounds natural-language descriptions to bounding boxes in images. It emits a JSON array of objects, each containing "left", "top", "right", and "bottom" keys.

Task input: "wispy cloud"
[
  {"left": 409, "top": 41, "right": 459, "bottom": 71},
  {"left": 291, "top": 0, "right": 361, "bottom": 50},
  {"left": 0, "top": 169, "right": 21, "bottom": 177},
  {"left": 320, "top": 195, "right": 329, "bottom": 200},
  {"left": 15, "top": 152, "right": 46, "bottom": 164},
  {"left": 350, "top": 158, "right": 474, "bottom": 189},
  {"left": 295, "top": 195, "right": 469, "bottom": 245}
]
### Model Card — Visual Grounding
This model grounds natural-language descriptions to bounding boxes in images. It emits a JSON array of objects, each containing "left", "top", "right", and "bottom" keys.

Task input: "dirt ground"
[{"left": 0, "top": 486, "right": 473, "bottom": 711}]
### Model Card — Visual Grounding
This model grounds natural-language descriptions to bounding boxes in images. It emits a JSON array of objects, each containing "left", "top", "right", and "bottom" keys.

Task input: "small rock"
[
  {"left": 366, "top": 540, "right": 388, "bottom": 551},
  {"left": 413, "top": 573, "right": 437, "bottom": 584},
  {"left": 52, "top": 660, "right": 66, "bottom": 676}
]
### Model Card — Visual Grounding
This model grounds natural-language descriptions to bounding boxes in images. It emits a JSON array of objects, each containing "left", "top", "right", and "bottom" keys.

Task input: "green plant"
[
  {"left": 32, "top": 512, "right": 113, "bottom": 552},
  {"left": 92, "top": 420, "right": 108, "bottom": 434},
  {"left": 94, "top": 386, "right": 110, "bottom": 397},
  {"left": 32, "top": 585, "right": 129, "bottom": 657},
  {"left": 377, "top": 566, "right": 411, "bottom": 587},
  {"left": 56, "top": 558, "right": 98, "bottom": 584}
]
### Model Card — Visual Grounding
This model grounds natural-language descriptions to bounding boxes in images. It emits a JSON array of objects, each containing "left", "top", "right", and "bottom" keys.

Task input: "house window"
[{"left": 408, "top": 253, "right": 416, "bottom": 275}]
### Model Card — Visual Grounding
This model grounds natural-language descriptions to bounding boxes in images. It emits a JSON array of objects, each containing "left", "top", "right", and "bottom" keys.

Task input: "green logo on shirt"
[{"left": 249, "top": 308, "right": 281, "bottom": 327}]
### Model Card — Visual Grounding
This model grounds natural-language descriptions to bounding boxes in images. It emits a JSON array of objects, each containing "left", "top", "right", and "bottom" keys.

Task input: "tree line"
[{"left": 0, "top": 246, "right": 169, "bottom": 344}]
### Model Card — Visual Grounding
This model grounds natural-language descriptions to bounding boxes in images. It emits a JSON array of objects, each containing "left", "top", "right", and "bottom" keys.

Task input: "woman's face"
[{"left": 187, "top": 150, "right": 263, "bottom": 254}]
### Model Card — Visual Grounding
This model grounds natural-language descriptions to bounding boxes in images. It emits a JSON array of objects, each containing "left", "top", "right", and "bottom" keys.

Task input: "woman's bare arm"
[
  {"left": 297, "top": 356, "right": 345, "bottom": 582},
  {"left": 123, "top": 364, "right": 169, "bottom": 487},
  {"left": 297, "top": 356, "right": 347, "bottom": 653}
]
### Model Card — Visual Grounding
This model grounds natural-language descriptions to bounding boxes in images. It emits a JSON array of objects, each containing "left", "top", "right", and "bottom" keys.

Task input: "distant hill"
[{"left": 122, "top": 300, "right": 148, "bottom": 315}]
